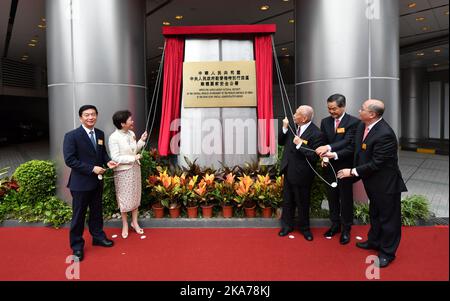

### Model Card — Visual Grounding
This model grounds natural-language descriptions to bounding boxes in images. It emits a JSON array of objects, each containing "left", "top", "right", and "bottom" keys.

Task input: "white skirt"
[{"left": 114, "top": 163, "right": 142, "bottom": 213}]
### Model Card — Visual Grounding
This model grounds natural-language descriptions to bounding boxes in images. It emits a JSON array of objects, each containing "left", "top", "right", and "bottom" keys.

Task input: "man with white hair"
[
  {"left": 278, "top": 105, "right": 324, "bottom": 241},
  {"left": 337, "top": 99, "right": 407, "bottom": 268}
]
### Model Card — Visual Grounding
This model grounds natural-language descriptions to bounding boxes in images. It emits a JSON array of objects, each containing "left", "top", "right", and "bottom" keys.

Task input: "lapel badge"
[
  {"left": 337, "top": 128, "right": 345, "bottom": 134},
  {"left": 362, "top": 143, "right": 367, "bottom": 150},
  {"left": 98, "top": 139, "right": 104, "bottom": 146}
]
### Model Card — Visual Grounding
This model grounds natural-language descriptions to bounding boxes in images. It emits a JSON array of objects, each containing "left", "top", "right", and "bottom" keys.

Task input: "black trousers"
[
  {"left": 70, "top": 185, "right": 106, "bottom": 251},
  {"left": 326, "top": 177, "right": 354, "bottom": 230},
  {"left": 281, "top": 178, "right": 312, "bottom": 232},
  {"left": 366, "top": 190, "right": 402, "bottom": 259}
]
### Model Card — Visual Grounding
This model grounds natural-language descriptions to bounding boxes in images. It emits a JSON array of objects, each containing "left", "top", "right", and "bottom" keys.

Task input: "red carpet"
[{"left": 0, "top": 226, "right": 447, "bottom": 281}]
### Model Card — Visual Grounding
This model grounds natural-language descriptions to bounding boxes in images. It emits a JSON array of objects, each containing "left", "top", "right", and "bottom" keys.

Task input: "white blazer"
[{"left": 108, "top": 129, "right": 145, "bottom": 171}]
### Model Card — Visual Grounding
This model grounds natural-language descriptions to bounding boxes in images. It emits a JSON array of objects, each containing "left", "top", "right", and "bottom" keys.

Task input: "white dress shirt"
[
  {"left": 108, "top": 129, "right": 145, "bottom": 171},
  {"left": 282, "top": 121, "right": 312, "bottom": 149}
]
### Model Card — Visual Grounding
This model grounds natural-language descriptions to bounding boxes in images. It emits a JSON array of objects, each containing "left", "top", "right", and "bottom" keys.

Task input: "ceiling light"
[
  {"left": 281, "top": 47, "right": 288, "bottom": 51},
  {"left": 288, "top": 19, "right": 295, "bottom": 24},
  {"left": 408, "top": 3, "right": 417, "bottom": 8},
  {"left": 416, "top": 52, "right": 425, "bottom": 56},
  {"left": 38, "top": 24, "right": 46, "bottom": 29},
  {"left": 175, "top": 15, "right": 183, "bottom": 20},
  {"left": 283, "top": 0, "right": 290, "bottom": 2},
  {"left": 285, "top": 54, "right": 290, "bottom": 57},
  {"left": 260, "top": 5, "right": 270, "bottom": 11},
  {"left": 21, "top": 57, "right": 28, "bottom": 61},
  {"left": 30, "top": 39, "right": 38, "bottom": 43},
  {"left": 415, "top": 17, "right": 425, "bottom": 21},
  {"left": 434, "top": 49, "right": 441, "bottom": 53},
  {"left": 162, "top": 21, "right": 171, "bottom": 26},
  {"left": 28, "top": 43, "right": 36, "bottom": 47},
  {"left": 422, "top": 26, "right": 429, "bottom": 31},
  {"left": 41, "top": 18, "right": 46, "bottom": 22},
  {"left": 433, "top": 64, "right": 439, "bottom": 67}
]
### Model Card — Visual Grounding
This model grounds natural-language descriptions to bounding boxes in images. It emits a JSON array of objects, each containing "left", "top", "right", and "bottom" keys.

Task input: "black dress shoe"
[
  {"left": 92, "top": 238, "right": 114, "bottom": 247},
  {"left": 378, "top": 256, "right": 394, "bottom": 268},
  {"left": 356, "top": 240, "right": 379, "bottom": 250},
  {"left": 323, "top": 225, "right": 341, "bottom": 237},
  {"left": 302, "top": 230, "right": 314, "bottom": 241},
  {"left": 73, "top": 250, "right": 84, "bottom": 262},
  {"left": 278, "top": 227, "right": 294, "bottom": 237},
  {"left": 340, "top": 231, "right": 350, "bottom": 245}
]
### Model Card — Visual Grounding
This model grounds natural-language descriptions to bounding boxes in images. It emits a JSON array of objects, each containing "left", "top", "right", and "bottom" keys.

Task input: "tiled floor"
[{"left": 1, "top": 140, "right": 448, "bottom": 217}]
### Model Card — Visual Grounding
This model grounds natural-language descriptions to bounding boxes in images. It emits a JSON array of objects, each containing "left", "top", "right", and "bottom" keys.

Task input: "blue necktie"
[{"left": 89, "top": 131, "right": 96, "bottom": 150}]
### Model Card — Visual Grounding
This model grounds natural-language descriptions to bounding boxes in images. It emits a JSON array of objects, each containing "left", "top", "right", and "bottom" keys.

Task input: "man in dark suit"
[
  {"left": 63, "top": 105, "right": 118, "bottom": 262},
  {"left": 278, "top": 105, "right": 324, "bottom": 241},
  {"left": 337, "top": 99, "right": 407, "bottom": 268},
  {"left": 315, "top": 94, "right": 361, "bottom": 244}
]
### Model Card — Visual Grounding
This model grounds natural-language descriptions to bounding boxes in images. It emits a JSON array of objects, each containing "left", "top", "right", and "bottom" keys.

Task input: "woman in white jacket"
[{"left": 109, "top": 110, "right": 147, "bottom": 238}]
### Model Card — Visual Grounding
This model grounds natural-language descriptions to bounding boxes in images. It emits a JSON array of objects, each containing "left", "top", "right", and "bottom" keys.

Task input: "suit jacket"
[
  {"left": 108, "top": 129, "right": 145, "bottom": 171},
  {"left": 353, "top": 119, "right": 407, "bottom": 195},
  {"left": 279, "top": 123, "right": 324, "bottom": 186},
  {"left": 63, "top": 126, "right": 111, "bottom": 192},
  {"left": 320, "top": 113, "right": 361, "bottom": 170}
]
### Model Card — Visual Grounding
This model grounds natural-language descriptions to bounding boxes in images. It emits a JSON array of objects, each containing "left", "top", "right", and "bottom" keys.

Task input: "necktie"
[
  {"left": 296, "top": 126, "right": 301, "bottom": 137},
  {"left": 362, "top": 126, "right": 370, "bottom": 141},
  {"left": 89, "top": 131, "right": 97, "bottom": 150},
  {"left": 335, "top": 119, "right": 341, "bottom": 132}
]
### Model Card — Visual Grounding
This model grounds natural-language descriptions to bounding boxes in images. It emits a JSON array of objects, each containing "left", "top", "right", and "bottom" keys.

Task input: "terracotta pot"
[
  {"left": 187, "top": 206, "right": 198, "bottom": 218},
  {"left": 169, "top": 205, "right": 181, "bottom": 218},
  {"left": 244, "top": 205, "right": 256, "bottom": 218},
  {"left": 262, "top": 207, "right": 273, "bottom": 218},
  {"left": 222, "top": 205, "right": 233, "bottom": 218},
  {"left": 152, "top": 204, "right": 165, "bottom": 218},
  {"left": 201, "top": 204, "right": 214, "bottom": 218}
]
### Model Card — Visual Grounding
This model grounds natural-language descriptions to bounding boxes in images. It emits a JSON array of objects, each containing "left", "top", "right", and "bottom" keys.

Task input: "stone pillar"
[{"left": 401, "top": 67, "right": 428, "bottom": 142}]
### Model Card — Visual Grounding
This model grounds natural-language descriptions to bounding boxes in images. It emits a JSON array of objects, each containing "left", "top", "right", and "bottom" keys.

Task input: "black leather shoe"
[
  {"left": 73, "top": 250, "right": 84, "bottom": 262},
  {"left": 278, "top": 227, "right": 294, "bottom": 237},
  {"left": 356, "top": 240, "right": 379, "bottom": 250},
  {"left": 323, "top": 225, "right": 341, "bottom": 237},
  {"left": 340, "top": 231, "right": 350, "bottom": 245},
  {"left": 93, "top": 238, "right": 114, "bottom": 247},
  {"left": 302, "top": 230, "right": 314, "bottom": 241},
  {"left": 378, "top": 256, "right": 394, "bottom": 268}
]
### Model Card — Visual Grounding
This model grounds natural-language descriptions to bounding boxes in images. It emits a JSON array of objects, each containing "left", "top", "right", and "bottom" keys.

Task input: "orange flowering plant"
[
  {"left": 194, "top": 173, "right": 217, "bottom": 207},
  {"left": 180, "top": 174, "right": 199, "bottom": 208},
  {"left": 233, "top": 174, "right": 255, "bottom": 209},
  {"left": 152, "top": 168, "right": 182, "bottom": 209},
  {"left": 212, "top": 172, "right": 236, "bottom": 207}
]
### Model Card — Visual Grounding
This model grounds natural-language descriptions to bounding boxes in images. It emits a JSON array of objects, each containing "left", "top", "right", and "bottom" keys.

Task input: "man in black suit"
[
  {"left": 63, "top": 105, "right": 118, "bottom": 262},
  {"left": 337, "top": 99, "right": 407, "bottom": 268},
  {"left": 278, "top": 105, "right": 324, "bottom": 241},
  {"left": 315, "top": 94, "right": 361, "bottom": 244}
]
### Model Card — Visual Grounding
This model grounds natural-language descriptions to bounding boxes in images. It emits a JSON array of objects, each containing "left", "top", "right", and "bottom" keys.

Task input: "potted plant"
[
  {"left": 146, "top": 172, "right": 165, "bottom": 218},
  {"left": 254, "top": 174, "right": 275, "bottom": 218},
  {"left": 195, "top": 173, "right": 216, "bottom": 218},
  {"left": 181, "top": 175, "right": 199, "bottom": 218},
  {"left": 234, "top": 174, "right": 256, "bottom": 218},
  {"left": 153, "top": 169, "right": 182, "bottom": 218},
  {"left": 213, "top": 172, "right": 236, "bottom": 218}
]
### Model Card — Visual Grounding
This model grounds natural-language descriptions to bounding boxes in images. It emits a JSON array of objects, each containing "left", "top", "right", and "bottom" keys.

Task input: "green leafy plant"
[
  {"left": 401, "top": 195, "right": 430, "bottom": 226},
  {"left": 13, "top": 160, "right": 56, "bottom": 204},
  {"left": 354, "top": 202, "right": 370, "bottom": 224}
]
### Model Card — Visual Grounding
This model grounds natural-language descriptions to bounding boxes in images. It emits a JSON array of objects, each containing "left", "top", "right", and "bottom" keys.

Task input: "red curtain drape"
[
  {"left": 158, "top": 37, "right": 185, "bottom": 156},
  {"left": 255, "top": 34, "right": 275, "bottom": 155}
]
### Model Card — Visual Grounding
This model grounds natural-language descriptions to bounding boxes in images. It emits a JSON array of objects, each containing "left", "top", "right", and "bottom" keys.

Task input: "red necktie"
[
  {"left": 362, "top": 126, "right": 370, "bottom": 141},
  {"left": 335, "top": 119, "right": 341, "bottom": 132}
]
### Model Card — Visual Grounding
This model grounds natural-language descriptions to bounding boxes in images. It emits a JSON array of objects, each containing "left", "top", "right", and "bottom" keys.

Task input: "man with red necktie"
[
  {"left": 337, "top": 99, "right": 407, "bottom": 268},
  {"left": 315, "top": 94, "right": 361, "bottom": 245}
]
